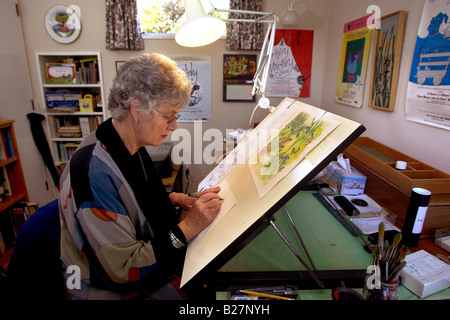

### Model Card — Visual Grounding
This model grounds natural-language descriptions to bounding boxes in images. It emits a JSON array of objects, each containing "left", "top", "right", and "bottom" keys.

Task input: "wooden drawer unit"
[{"left": 343, "top": 137, "right": 450, "bottom": 237}]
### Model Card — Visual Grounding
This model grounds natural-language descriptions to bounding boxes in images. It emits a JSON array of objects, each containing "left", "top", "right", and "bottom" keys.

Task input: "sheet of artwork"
[
  {"left": 248, "top": 106, "right": 341, "bottom": 198},
  {"left": 336, "top": 15, "right": 374, "bottom": 108},
  {"left": 406, "top": 0, "right": 450, "bottom": 130},
  {"left": 192, "top": 179, "right": 237, "bottom": 243},
  {"left": 197, "top": 99, "right": 300, "bottom": 191}
]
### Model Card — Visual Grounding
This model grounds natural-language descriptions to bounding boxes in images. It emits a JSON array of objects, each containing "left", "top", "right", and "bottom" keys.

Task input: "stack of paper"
[{"left": 401, "top": 250, "right": 450, "bottom": 298}]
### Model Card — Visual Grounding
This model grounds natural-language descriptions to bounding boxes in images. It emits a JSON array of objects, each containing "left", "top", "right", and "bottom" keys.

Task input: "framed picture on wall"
[
  {"left": 223, "top": 54, "right": 257, "bottom": 102},
  {"left": 115, "top": 60, "right": 126, "bottom": 72},
  {"left": 369, "top": 11, "right": 406, "bottom": 111}
]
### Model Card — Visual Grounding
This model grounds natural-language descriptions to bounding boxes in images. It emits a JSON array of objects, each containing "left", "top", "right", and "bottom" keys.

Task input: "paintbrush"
[
  {"left": 387, "top": 233, "right": 402, "bottom": 262},
  {"left": 390, "top": 261, "right": 407, "bottom": 282},
  {"left": 378, "top": 222, "right": 385, "bottom": 260},
  {"left": 390, "top": 246, "right": 408, "bottom": 276},
  {"left": 372, "top": 246, "right": 378, "bottom": 264},
  {"left": 382, "top": 241, "right": 389, "bottom": 261},
  {"left": 399, "top": 246, "right": 408, "bottom": 263},
  {"left": 389, "top": 244, "right": 403, "bottom": 274}
]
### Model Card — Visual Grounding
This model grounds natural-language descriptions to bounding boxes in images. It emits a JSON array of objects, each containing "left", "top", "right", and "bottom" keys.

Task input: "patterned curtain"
[
  {"left": 226, "top": 0, "right": 264, "bottom": 51},
  {"left": 106, "top": 0, "right": 144, "bottom": 50}
]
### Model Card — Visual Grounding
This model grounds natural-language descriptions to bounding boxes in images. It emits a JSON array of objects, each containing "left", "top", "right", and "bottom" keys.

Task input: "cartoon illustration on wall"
[
  {"left": 410, "top": 12, "right": 450, "bottom": 86},
  {"left": 343, "top": 38, "right": 365, "bottom": 83}
]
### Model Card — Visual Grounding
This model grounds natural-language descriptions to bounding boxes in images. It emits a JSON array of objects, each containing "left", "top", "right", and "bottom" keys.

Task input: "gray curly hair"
[{"left": 108, "top": 53, "right": 191, "bottom": 120}]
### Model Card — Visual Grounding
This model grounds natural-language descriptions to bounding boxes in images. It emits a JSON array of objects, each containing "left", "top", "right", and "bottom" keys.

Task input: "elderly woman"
[{"left": 58, "top": 53, "right": 221, "bottom": 300}]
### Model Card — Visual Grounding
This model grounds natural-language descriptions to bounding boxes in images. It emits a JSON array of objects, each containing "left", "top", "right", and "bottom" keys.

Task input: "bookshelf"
[
  {"left": 35, "top": 52, "right": 107, "bottom": 166},
  {"left": 0, "top": 120, "right": 29, "bottom": 265}
]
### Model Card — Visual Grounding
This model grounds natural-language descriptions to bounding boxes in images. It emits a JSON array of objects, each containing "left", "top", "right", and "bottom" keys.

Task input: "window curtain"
[
  {"left": 106, "top": 0, "right": 144, "bottom": 50},
  {"left": 273, "top": 30, "right": 314, "bottom": 97},
  {"left": 226, "top": 0, "right": 264, "bottom": 51}
]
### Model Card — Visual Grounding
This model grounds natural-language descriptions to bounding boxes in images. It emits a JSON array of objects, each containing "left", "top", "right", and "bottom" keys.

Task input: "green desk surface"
[
  {"left": 215, "top": 191, "right": 450, "bottom": 300},
  {"left": 219, "top": 191, "right": 372, "bottom": 272}
]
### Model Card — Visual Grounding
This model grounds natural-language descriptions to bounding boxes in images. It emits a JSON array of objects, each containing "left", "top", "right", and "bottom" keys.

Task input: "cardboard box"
[
  {"left": 327, "top": 161, "right": 367, "bottom": 195},
  {"left": 45, "top": 90, "right": 82, "bottom": 110},
  {"left": 401, "top": 250, "right": 450, "bottom": 299}
]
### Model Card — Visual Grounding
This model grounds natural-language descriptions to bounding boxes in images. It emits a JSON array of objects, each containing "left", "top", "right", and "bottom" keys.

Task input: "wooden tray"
[{"left": 344, "top": 137, "right": 450, "bottom": 195}]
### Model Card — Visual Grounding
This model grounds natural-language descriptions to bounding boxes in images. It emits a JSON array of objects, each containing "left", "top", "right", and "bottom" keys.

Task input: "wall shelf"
[
  {"left": 0, "top": 120, "right": 29, "bottom": 259},
  {"left": 36, "top": 52, "right": 107, "bottom": 166}
]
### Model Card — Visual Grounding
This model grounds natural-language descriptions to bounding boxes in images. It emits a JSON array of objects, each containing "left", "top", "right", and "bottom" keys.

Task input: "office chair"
[{"left": 5, "top": 199, "right": 66, "bottom": 300}]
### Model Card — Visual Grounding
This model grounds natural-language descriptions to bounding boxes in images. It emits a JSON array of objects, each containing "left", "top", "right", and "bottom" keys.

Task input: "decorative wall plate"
[{"left": 44, "top": 5, "right": 81, "bottom": 43}]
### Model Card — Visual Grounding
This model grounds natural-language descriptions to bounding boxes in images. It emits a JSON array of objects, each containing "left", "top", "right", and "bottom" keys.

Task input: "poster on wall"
[
  {"left": 368, "top": 11, "right": 406, "bottom": 111},
  {"left": 173, "top": 57, "right": 211, "bottom": 122},
  {"left": 266, "top": 29, "right": 314, "bottom": 98},
  {"left": 335, "top": 15, "right": 374, "bottom": 108},
  {"left": 223, "top": 54, "right": 257, "bottom": 102},
  {"left": 405, "top": 0, "right": 450, "bottom": 131}
]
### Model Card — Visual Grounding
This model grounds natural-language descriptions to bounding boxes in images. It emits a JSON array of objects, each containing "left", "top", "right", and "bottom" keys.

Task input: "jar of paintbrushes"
[{"left": 363, "top": 222, "right": 407, "bottom": 300}]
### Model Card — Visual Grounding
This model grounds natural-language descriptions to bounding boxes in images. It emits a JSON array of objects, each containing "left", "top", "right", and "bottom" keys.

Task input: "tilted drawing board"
[{"left": 180, "top": 97, "right": 366, "bottom": 289}]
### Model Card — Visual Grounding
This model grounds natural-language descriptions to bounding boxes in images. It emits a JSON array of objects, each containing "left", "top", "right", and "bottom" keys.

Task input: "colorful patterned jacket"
[{"left": 59, "top": 118, "right": 186, "bottom": 299}]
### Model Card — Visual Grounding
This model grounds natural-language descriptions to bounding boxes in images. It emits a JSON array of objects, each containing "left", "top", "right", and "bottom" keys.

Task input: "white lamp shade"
[
  {"left": 281, "top": 8, "right": 300, "bottom": 26},
  {"left": 175, "top": 0, "right": 226, "bottom": 47}
]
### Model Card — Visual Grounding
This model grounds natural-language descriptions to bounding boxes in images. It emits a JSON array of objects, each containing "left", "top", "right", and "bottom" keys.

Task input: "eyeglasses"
[{"left": 153, "top": 108, "right": 181, "bottom": 124}]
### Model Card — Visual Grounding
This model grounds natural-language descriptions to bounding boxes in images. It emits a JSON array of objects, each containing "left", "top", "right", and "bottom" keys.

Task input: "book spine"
[
  {"left": 0, "top": 130, "right": 6, "bottom": 160},
  {"left": 9, "top": 207, "right": 27, "bottom": 236},
  {"left": 0, "top": 231, "right": 5, "bottom": 255},
  {"left": 1, "top": 128, "right": 14, "bottom": 158},
  {"left": 1, "top": 167, "right": 11, "bottom": 197}
]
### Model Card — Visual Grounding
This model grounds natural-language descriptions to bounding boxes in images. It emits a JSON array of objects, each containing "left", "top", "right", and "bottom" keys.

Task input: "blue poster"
[{"left": 406, "top": 0, "right": 450, "bottom": 130}]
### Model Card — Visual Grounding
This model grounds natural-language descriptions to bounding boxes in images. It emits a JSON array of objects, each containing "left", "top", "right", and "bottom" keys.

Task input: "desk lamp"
[{"left": 175, "top": 0, "right": 277, "bottom": 124}]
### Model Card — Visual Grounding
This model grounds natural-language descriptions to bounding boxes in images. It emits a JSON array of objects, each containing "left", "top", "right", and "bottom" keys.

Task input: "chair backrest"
[{"left": 5, "top": 199, "right": 66, "bottom": 299}]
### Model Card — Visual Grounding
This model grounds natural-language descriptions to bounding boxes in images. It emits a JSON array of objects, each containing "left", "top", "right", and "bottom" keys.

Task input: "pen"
[
  {"left": 189, "top": 193, "right": 224, "bottom": 201},
  {"left": 240, "top": 290, "right": 294, "bottom": 301},
  {"left": 188, "top": 193, "right": 201, "bottom": 198}
]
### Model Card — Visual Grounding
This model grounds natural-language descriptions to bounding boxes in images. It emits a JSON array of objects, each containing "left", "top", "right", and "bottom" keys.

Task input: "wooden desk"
[{"left": 343, "top": 138, "right": 450, "bottom": 237}]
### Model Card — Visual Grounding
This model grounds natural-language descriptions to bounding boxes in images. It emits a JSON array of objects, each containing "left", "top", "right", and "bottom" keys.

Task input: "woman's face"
[{"left": 139, "top": 101, "right": 180, "bottom": 147}]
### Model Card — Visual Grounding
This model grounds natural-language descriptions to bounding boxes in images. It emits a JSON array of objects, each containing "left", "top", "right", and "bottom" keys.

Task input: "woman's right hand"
[{"left": 178, "top": 192, "right": 222, "bottom": 242}]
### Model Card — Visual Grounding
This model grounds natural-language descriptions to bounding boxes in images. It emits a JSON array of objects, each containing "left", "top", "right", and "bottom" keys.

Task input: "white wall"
[
  {"left": 4, "top": 0, "right": 449, "bottom": 201},
  {"left": 16, "top": 0, "right": 332, "bottom": 193},
  {"left": 0, "top": 0, "right": 55, "bottom": 205},
  {"left": 322, "top": 0, "right": 450, "bottom": 174}
]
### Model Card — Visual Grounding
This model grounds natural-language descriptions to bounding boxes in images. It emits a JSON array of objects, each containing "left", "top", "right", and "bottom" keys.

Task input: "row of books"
[
  {"left": 0, "top": 202, "right": 39, "bottom": 255},
  {"left": 79, "top": 116, "right": 103, "bottom": 137},
  {"left": 0, "top": 127, "right": 15, "bottom": 161},
  {"left": 46, "top": 57, "right": 99, "bottom": 85},
  {"left": 53, "top": 115, "right": 103, "bottom": 138},
  {"left": 76, "top": 59, "right": 99, "bottom": 85},
  {"left": 55, "top": 142, "right": 80, "bottom": 163}
]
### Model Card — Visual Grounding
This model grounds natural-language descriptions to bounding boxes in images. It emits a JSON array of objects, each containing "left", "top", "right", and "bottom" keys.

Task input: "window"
[{"left": 137, "top": 0, "right": 229, "bottom": 39}]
